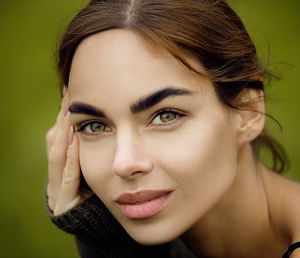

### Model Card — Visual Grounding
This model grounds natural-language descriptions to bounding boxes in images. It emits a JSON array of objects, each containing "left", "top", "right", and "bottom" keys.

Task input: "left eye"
[
  {"left": 76, "top": 121, "right": 110, "bottom": 134},
  {"left": 151, "top": 110, "right": 183, "bottom": 125}
]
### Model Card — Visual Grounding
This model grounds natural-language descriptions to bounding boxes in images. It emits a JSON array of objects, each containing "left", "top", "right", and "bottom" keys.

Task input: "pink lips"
[{"left": 114, "top": 190, "right": 173, "bottom": 219}]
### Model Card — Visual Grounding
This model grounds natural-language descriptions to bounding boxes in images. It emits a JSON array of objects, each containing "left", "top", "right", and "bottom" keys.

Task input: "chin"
[
  {"left": 121, "top": 218, "right": 185, "bottom": 246},
  {"left": 131, "top": 232, "right": 177, "bottom": 246},
  {"left": 132, "top": 234, "right": 175, "bottom": 246}
]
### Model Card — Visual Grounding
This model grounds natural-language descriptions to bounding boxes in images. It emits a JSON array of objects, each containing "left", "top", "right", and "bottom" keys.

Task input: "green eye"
[
  {"left": 152, "top": 110, "right": 183, "bottom": 125},
  {"left": 77, "top": 121, "right": 109, "bottom": 134},
  {"left": 89, "top": 122, "right": 106, "bottom": 132},
  {"left": 160, "top": 112, "right": 177, "bottom": 122}
]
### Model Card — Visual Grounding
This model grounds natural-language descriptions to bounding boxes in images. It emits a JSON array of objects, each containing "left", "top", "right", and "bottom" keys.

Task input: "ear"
[{"left": 234, "top": 88, "right": 265, "bottom": 146}]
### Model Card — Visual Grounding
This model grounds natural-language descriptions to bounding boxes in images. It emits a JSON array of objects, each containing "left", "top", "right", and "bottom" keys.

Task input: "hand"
[{"left": 46, "top": 88, "right": 92, "bottom": 216}]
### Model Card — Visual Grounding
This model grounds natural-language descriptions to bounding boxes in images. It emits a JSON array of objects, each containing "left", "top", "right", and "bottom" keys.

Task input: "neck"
[{"left": 181, "top": 143, "right": 289, "bottom": 258}]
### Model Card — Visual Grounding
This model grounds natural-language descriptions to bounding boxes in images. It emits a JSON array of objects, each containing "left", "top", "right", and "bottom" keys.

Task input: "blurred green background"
[{"left": 0, "top": 1, "right": 299, "bottom": 257}]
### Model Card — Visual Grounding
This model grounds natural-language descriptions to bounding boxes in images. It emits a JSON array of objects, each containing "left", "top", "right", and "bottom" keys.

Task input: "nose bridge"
[
  {"left": 112, "top": 126, "right": 152, "bottom": 179},
  {"left": 116, "top": 127, "right": 140, "bottom": 160}
]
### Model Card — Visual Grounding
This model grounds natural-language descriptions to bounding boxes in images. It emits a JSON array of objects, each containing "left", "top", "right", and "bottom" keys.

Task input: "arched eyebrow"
[
  {"left": 69, "top": 86, "right": 194, "bottom": 117},
  {"left": 69, "top": 101, "right": 106, "bottom": 117},
  {"left": 130, "top": 87, "right": 194, "bottom": 113}
]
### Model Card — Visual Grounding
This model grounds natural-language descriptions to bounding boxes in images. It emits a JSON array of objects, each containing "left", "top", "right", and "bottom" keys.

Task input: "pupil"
[
  {"left": 161, "top": 112, "right": 175, "bottom": 122},
  {"left": 91, "top": 123, "right": 104, "bottom": 131}
]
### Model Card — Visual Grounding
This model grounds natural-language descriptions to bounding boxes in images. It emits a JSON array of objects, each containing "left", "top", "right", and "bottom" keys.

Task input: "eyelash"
[
  {"left": 150, "top": 108, "right": 185, "bottom": 127},
  {"left": 75, "top": 120, "right": 109, "bottom": 135},
  {"left": 75, "top": 108, "right": 186, "bottom": 135}
]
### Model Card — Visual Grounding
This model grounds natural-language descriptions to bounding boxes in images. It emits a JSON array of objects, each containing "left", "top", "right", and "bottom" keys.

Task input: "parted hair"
[{"left": 56, "top": 0, "right": 288, "bottom": 172}]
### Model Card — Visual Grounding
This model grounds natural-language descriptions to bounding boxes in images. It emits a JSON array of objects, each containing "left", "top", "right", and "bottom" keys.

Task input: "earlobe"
[{"left": 235, "top": 89, "right": 265, "bottom": 146}]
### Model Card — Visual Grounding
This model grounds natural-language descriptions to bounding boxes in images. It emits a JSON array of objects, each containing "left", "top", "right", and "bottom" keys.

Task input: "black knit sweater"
[{"left": 46, "top": 194, "right": 197, "bottom": 258}]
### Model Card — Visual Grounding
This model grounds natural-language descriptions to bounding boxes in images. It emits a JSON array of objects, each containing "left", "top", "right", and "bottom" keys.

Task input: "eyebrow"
[
  {"left": 68, "top": 86, "right": 194, "bottom": 117},
  {"left": 69, "top": 102, "right": 106, "bottom": 117},
  {"left": 130, "top": 87, "right": 194, "bottom": 113}
]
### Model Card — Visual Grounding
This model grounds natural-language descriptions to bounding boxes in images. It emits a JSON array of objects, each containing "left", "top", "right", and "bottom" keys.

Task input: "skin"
[{"left": 47, "top": 29, "right": 300, "bottom": 258}]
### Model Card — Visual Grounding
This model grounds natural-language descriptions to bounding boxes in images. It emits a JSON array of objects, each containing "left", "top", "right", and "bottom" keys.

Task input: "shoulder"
[
  {"left": 275, "top": 173, "right": 300, "bottom": 241},
  {"left": 262, "top": 168, "right": 300, "bottom": 240}
]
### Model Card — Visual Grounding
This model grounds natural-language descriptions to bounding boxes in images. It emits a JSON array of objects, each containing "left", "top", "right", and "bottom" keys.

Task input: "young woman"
[{"left": 46, "top": 1, "right": 300, "bottom": 257}]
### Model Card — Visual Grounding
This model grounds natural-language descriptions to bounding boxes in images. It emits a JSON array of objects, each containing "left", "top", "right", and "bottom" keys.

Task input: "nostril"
[
  {"left": 113, "top": 157, "right": 153, "bottom": 180},
  {"left": 131, "top": 170, "right": 144, "bottom": 178}
]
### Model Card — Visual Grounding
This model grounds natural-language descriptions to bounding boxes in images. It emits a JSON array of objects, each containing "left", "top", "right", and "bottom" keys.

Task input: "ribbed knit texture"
[{"left": 45, "top": 193, "right": 173, "bottom": 258}]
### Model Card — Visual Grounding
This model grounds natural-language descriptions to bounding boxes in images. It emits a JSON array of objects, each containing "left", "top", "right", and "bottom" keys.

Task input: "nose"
[{"left": 112, "top": 129, "right": 153, "bottom": 180}]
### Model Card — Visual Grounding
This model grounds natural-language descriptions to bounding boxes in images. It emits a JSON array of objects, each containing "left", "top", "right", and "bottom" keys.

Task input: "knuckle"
[
  {"left": 56, "top": 124, "right": 69, "bottom": 140},
  {"left": 63, "top": 165, "right": 80, "bottom": 184},
  {"left": 46, "top": 127, "right": 56, "bottom": 143},
  {"left": 63, "top": 167, "right": 75, "bottom": 183}
]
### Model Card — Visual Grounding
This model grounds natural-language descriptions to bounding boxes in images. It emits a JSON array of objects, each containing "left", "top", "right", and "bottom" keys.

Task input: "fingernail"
[
  {"left": 64, "top": 105, "right": 70, "bottom": 117},
  {"left": 63, "top": 111, "right": 70, "bottom": 121},
  {"left": 68, "top": 126, "right": 74, "bottom": 145},
  {"left": 64, "top": 93, "right": 70, "bottom": 116},
  {"left": 62, "top": 96, "right": 70, "bottom": 117}
]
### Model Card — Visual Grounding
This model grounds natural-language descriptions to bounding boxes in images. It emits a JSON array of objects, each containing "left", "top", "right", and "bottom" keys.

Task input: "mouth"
[{"left": 114, "top": 190, "right": 174, "bottom": 219}]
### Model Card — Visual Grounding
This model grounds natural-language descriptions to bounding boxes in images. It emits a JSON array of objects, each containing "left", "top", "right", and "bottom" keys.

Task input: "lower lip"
[{"left": 118, "top": 192, "right": 173, "bottom": 219}]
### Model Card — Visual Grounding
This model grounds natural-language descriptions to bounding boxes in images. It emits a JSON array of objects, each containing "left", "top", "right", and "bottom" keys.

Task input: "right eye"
[{"left": 75, "top": 121, "right": 111, "bottom": 135}]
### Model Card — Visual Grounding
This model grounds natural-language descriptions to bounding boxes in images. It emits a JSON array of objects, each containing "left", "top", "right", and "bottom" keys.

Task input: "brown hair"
[{"left": 56, "top": 0, "right": 288, "bottom": 172}]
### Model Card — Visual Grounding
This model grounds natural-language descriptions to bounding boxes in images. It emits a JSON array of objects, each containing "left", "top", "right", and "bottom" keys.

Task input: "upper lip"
[{"left": 114, "top": 190, "right": 173, "bottom": 204}]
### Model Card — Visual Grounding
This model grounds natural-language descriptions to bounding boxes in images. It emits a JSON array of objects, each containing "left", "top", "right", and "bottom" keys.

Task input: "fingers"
[
  {"left": 46, "top": 89, "right": 69, "bottom": 155},
  {"left": 54, "top": 131, "right": 82, "bottom": 216},
  {"left": 47, "top": 112, "right": 72, "bottom": 199},
  {"left": 47, "top": 87, "right": 71, "bottom": 207},
  {"left": 46, "top": 87, "right": 90, "bottom": 214}
]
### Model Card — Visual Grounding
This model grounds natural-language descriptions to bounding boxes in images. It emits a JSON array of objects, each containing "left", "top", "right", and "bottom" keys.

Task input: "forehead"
[{"left": 68, "top": 29, "right": 213, "bottom": 107}]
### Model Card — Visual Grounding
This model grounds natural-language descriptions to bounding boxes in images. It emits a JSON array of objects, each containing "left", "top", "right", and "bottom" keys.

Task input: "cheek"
[
  {"left": 78, "top": 138, "right": 114, "bottom": 197},
  {"left": 153, "top": 114, "right": 238, "bottom": 210}
]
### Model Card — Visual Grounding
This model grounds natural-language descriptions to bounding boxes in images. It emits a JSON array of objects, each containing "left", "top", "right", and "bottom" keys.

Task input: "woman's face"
[{"left": 69, "top": 29, "right": 240, "bottom": 244}]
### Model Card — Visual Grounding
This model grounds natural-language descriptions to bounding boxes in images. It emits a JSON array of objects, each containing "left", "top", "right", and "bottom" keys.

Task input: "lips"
[
  {"left": 115, "top": 190, "right": 172, "bottom": 204},
  {"left": 114, "top": 190, "right": 173, "bottom": 219}
]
